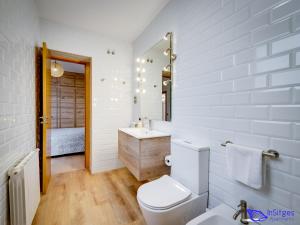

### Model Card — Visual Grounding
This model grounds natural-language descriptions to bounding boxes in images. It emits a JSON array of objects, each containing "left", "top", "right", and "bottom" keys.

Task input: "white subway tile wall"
[
  {"left": 134, "top": 0, "right": 300, "bottom": 222},
  {"left": 296, "top": 51, "right": 300, "bottom": 65},
  {"left": 272, "top": 33, "right": 300, "bottom": 54},
  {"left": 0, "top": 0, "right": 39, "bottom": 224}
]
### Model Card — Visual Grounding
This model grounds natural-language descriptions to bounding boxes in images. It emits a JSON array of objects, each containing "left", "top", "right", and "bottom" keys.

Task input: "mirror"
[{"left": 135, "top": 32, "right": 176, "bottom": 121}]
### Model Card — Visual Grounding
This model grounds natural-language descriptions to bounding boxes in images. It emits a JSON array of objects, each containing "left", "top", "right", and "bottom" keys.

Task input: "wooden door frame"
[
  {"left": 47, "top": 49, "right": 92, "bottom": 172},
  {"left": 41, "top": 43, "right": 52, "bottom": 193}
]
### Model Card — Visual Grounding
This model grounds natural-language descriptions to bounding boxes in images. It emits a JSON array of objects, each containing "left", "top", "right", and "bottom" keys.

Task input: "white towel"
[{"left": 226, "top": 143, "right": 264, "bottom": 189}]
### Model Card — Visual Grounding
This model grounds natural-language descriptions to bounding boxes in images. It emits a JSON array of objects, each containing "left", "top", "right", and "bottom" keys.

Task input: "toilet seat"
[{"left": 137, "top": 175, "right": 192, "bottom": 210}]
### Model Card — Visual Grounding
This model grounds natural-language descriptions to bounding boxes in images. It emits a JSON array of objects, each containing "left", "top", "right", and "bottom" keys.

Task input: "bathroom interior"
[{"left": 0, "top": 0, "right": 300, "bottom": 225}]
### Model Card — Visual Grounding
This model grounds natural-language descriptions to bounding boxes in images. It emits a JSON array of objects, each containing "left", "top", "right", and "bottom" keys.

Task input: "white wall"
[
  {"left": 0, "top": 0, "right": 40, "bottom": 224},
  {"left": 134, "top": 0, "right": 300, "bottom": 223},
  {"left": 40, "top": 19, "right": 132, "bottom": 173}
]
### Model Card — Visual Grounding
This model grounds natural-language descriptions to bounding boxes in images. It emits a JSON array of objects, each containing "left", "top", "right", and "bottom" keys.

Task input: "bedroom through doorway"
[
  {"left": 50, "top": 60, "right": 86, "bottom": 174},
  {"left": 36, "top": 45, "right": 91, "bottom": 192}
]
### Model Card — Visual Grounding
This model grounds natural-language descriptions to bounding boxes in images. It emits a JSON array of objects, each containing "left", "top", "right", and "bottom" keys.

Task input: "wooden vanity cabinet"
[{"left": 118, "top": 130, "right": 170, "bottom": 181}]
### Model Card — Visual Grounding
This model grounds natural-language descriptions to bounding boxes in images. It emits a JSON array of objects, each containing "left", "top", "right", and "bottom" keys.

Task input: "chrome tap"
[
  {"left": 148, "top": 119, "right": 152, "bottom": 130},
  {"left": 143, "top": 117, "right": 152, "bottom": 130},
  {"left": 233, "top": 200, "right": 250, "bottom": 224}
]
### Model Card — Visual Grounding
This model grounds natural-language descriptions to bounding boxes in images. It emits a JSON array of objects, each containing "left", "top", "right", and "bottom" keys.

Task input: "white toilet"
[{"left": 137, "top": 139, "right": 209, "bottom": 225}]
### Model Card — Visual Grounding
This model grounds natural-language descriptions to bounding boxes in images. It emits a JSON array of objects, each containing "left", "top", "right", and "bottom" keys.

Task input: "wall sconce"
[
  {"left": 163, "top": 32, "right": 172, "bottom": 41},
  {"left": 163, "top": 48, "right": 171, "bottom": 56},
  {"left": 163, "top": 64, "right": 172, "bottom": 72},
  {"left": 163, "top": 48, "right": 177, "bottom": 61},
  {"left": 171, "top": 53, "right": 177, "bottom": 60},
  {"left": 163, "top": 80, "right": 172, "bottom": 86},
  {"left": 163, "top": 31, "right": 177, "bottom": 62}
]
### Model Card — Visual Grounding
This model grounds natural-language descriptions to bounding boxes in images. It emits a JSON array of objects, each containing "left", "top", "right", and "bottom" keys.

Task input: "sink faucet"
[
  {"left": 148, "top": 119, "right": 152, "bottom": 130},
  {"left": 233, "top": 200, "right": 250, "bottom": 224}
]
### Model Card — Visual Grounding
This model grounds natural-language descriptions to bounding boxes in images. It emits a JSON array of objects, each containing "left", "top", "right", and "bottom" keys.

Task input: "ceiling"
[{"left": 35, "top": 0, "right": 170, "bottom": 42}]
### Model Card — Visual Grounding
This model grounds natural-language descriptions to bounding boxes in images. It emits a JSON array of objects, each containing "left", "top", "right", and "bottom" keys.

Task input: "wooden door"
[{"left": 41, "top": 42, "right": 52, "bottom": 193}]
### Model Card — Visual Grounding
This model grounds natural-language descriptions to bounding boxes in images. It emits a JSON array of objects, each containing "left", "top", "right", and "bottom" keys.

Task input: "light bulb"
[
  {"left": 136, "top": 89, "right": 140, "bottom": 93},
  {"left": 142, "top": 78, "right": 146, "bottom": 82},
  {"left": 163, "top": 64, "right": 171, "bottom": 72},
  {"left": 142, "top": 68, "right": 146, "bottom": 73},
  {"left": 51, "top": 61, "right": 64, "bottom": 77},
  {"left": 171, "top": 53, "right": 177, "bottom": 60},
  {"left": 142, "top": 89, "right": 146, "bottom": 94},
  {"left": 163, "top": 80, "right": 168, "bottom": 86},
  {"left": 114, "top": 77, "right": 118, "bottom": 81},
  {"left": 136, "top": 67, "right": 141, "bottom": 72},
  {"left": 141, "top": 59, "right": 146, "bottom": 64},
  {"left": 136, "top": 58, "right": 140, "bottom": 63},
  {"left": 163, "top": 32, "right": 172, "bottom": 41},
  {"left": 136, "top": 77, "right": 141, "bottom": 82}
]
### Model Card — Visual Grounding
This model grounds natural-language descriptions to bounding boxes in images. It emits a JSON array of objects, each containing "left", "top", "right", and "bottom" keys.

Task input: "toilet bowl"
[
  {"left": 137, "top": 175, "right": 208, "bottom": 225},
  {"left": 137, "top": 139, "right": 209, "bottom": 225}
]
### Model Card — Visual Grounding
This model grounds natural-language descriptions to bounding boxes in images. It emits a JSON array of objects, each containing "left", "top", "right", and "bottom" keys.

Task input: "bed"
[{"left": 51, "top": 128, "right": 85, "bottom": 156}]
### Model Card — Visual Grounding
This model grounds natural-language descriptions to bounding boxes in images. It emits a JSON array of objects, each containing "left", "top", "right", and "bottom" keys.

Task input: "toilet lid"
[{"left": 137, "top": 175, "right": 192, "bottom": 210}]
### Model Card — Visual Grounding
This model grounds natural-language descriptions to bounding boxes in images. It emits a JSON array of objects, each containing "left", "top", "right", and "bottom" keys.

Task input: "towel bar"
[{"left": 220, "top": 141, "right": 279, "bottom": 159}]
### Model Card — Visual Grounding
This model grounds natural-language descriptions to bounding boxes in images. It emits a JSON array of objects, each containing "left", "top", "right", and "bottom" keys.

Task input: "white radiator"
[{"left": 8, "top": 149, "right": 41, "bottom": 225}]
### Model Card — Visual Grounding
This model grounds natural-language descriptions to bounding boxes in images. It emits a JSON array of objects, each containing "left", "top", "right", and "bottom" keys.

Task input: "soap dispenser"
[{"left": 137, "top": 118, "right": 143, "bottom": 128}]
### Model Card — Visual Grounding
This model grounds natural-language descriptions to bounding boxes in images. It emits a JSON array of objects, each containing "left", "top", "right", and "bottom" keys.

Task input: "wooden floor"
[
  {"left": 51, "top": 154, "right": 85, "bottom": 175},
  {"left": 32, "top": 168, "right": 146, "bottom": 225}
]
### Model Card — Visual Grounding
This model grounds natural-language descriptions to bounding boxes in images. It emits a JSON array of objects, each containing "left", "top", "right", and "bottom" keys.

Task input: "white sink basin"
[
  {"left": 186, "top": 204, "right": 242, "bottom": 225},
  {"left": 119, "top": 128, "right": 170, "bottom": 139}
]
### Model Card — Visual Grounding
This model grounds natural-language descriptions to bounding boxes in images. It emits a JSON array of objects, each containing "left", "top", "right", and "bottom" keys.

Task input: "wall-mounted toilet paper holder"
[{"left": 164, "top": 155, "right": 172, "bottom": 166}]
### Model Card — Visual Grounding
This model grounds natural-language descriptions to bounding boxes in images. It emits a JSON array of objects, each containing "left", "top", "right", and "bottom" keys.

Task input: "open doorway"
[
  {"left": 50, "top": 60, "right": 86, "bottom": 174},
  {"left": 36, "top": 44, "right": 92, "bottom": 193}
]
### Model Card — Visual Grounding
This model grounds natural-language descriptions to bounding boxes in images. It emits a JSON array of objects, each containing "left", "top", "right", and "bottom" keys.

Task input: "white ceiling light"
[{"left": 51, "top": 61, "right": 64, "bottom": 77}]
